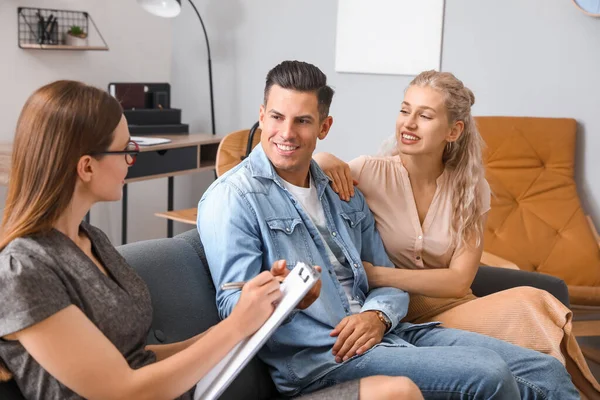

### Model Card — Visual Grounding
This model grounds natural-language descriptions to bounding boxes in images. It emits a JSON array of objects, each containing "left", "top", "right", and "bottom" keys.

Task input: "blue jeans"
[{"left": 301, "top": 326, "right": 578, "bottom": 400}]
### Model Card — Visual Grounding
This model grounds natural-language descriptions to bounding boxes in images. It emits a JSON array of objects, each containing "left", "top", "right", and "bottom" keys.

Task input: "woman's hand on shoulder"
[{"left": 313, "top": 153, "right": 357, "bottom": 202}]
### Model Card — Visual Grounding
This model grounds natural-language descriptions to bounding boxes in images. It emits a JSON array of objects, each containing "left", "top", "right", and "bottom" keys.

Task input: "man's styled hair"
[{"left": 263, "top": 60, "right": 335, "bottom": 121}]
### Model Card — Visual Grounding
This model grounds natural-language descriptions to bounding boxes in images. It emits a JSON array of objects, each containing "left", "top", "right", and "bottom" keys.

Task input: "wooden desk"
[
  {"left": 0, "top": 133, "right": 222, "bottom": 244},
  {"left": 125, "top": 134, "right": 221, "bottom": 183}
]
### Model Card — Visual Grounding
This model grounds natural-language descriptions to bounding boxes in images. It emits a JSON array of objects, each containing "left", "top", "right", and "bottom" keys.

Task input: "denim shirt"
[{"left": 198, "top": 146, "right": 434, "bottom": 395}]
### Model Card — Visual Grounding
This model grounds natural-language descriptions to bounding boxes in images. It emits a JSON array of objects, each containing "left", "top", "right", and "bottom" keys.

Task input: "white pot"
[{"left": 64, "top": 34, "right": 88, "bottom": 47}]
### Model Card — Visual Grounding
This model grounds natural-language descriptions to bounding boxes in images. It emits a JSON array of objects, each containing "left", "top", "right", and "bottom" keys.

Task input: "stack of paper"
[{"left": 131, "top": 136, "right": 171, "bottom": 146}]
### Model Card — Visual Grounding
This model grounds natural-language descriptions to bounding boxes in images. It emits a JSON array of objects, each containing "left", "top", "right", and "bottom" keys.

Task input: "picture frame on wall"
[{"left": 335, "top": 0, "right": 445, "bottom": 76}]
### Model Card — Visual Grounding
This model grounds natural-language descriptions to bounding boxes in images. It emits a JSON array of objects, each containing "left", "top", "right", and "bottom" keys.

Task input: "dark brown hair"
[{"left": 263, "top": 60, "right": 335, "bottom": 121}]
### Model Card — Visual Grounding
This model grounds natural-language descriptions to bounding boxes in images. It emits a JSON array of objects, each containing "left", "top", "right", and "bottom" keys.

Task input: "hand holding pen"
[
  {"left": 226, "top": 270, "right": 283, "bottom": 337},
  {"left": 221, "top": 260, "right": 322, "bottom": 310}
]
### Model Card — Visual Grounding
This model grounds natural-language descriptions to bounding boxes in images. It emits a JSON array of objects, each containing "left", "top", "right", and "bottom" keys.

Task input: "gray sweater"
[{"left": 0, "top": 223, "right": 163, "bottom": 399}]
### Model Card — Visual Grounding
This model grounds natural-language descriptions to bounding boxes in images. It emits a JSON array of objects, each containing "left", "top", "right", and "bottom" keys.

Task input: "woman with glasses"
[{"left": 0, "top": 81, "right": 421, "bottom": 400}]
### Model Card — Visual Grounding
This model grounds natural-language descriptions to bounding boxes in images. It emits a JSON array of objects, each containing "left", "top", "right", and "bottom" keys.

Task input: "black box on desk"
[
  {"left": 128, "top": 123, "right": 189, "bottom": 135},
  {"left": 124, "top": 109, "right": 182, "bottom": 126},
  {"left": 109, "top": 82, "right": 171, "bottom": 109}
]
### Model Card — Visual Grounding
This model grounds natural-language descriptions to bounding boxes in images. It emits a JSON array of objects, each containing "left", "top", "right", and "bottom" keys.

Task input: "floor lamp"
[{"left": 137, "top": 0, "right": 216, "bottom": 135}]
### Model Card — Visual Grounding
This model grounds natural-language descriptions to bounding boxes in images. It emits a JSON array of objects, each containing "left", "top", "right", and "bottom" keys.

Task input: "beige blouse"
[{"left": 349, "top": 155, "right": 490, "bottom": 270}]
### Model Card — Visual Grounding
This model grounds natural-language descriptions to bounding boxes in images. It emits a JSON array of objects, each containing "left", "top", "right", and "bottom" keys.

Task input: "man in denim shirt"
[{"left": 198, "top": 61, "right": 578, "bottom": 399}]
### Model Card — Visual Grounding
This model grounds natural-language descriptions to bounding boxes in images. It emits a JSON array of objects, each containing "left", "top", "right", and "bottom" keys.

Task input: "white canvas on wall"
[{"left": 335, "top": 0, "right": 445, "bottom": 76}]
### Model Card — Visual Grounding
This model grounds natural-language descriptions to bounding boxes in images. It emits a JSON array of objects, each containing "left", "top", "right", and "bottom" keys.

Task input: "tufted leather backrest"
[{"left": 476, "top": 116, "right": 600, "bottom": 305}]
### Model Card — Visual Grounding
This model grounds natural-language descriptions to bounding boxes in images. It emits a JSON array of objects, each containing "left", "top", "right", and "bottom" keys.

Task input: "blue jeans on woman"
[{"left": 302, "top": 326, "right": 578, "bottom": 400}]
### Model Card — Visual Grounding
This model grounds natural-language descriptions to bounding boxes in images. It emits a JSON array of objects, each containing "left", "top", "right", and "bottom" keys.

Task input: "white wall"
[
  {"left": 172, "top": 0, "right": 600, "bottom": 225},
  {"left": 0, "top": 0, "right": 210, "bottom": 244}
]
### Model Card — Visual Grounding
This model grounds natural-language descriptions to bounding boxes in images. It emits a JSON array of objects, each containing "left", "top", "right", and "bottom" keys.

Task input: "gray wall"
[{"left": 172, "top": 0, "right": 600, "bottom": 224}]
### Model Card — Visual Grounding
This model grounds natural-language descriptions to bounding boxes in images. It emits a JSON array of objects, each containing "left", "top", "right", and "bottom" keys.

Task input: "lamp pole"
[
  {"left": 137, "top": 0, "right": 215, "bottom": 134},
  {"left": 186, "top": 0, "right": 216, "bottom": 135}
]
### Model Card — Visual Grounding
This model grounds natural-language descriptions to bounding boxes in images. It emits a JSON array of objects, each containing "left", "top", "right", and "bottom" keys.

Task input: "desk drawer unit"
[{"left": 126, "top": 146, "right": 198, "bottom": 180}]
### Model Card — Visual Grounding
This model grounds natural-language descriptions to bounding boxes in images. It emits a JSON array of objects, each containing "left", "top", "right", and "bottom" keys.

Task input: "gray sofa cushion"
[
  {"left": 119, "top": 233, "right": 277, "bottom": 400},
  {"left": 174, "top": 229, "right": 209, "bottom": 275},
  {"left": 118, "top": 237, "right": 219, "bottom": 343},
  {"left": 472, "top": 266, "right": 570, "bottom": 307}
]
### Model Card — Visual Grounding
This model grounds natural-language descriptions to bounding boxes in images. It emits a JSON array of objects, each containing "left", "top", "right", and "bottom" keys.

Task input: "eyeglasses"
[{"left": 91, "top": 140, "right": 140, "bottom": 166}]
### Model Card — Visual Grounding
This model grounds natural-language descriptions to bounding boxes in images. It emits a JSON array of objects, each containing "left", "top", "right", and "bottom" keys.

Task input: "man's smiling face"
[{"left": 259, "top": 84, "right": 332, "bottom": 186}]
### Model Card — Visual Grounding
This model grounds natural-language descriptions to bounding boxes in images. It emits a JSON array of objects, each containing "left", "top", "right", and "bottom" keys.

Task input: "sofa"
[{"left": 0, "top": 229, "right": 570, "bottom": 399}]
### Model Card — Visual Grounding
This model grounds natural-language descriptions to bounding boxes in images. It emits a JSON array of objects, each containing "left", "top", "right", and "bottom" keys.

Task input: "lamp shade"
[{"left": 137, "top": 0, "right": 181, "bottom": 18}]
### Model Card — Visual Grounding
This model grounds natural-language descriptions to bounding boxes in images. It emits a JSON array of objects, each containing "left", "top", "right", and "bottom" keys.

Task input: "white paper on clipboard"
[{"left": 193, "top": 262, "right": 321, "bottom": 400}]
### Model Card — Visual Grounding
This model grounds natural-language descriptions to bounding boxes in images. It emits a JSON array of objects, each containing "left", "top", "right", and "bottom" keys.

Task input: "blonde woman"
[{"left": 314, "top": 70, "right": 600, "bottom": 397}]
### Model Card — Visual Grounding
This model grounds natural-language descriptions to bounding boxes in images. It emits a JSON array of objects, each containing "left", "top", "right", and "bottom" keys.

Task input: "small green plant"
[{"left": 67, "top": 25, "right": 87, "bottom": 38}]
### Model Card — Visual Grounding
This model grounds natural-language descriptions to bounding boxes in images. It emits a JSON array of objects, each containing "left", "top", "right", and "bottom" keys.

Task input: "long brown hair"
[{"left": 0, "top": 80, "right": 122, "bottom": 380}]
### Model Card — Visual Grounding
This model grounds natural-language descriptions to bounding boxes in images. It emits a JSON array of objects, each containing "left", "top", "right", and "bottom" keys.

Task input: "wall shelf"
[
  {"left": 17, "top": 7, "right": 109, "bottom": 51},
  {"left": 19, "top": 43, "right": 109, "bottom": 51}
]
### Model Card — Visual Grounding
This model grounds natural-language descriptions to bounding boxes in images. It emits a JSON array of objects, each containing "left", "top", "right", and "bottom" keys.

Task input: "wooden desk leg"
[
  {"left": 122, "top": 183, "right": 128, "bottom": 245},
  {"left": 167, "top": 176, "right": 174, "bottom": 238}
]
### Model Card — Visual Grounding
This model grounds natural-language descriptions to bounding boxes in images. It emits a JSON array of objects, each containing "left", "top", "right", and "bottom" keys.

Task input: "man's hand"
[
  {"left": 271, "top": 260, "right": 322, "bottom": 309},
  {"left": 330, "top": 311, "right": 386, "bottom": 363}
]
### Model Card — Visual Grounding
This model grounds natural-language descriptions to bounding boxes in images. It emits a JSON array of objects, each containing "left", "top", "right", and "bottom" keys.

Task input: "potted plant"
[{"left": 64, "top": 25, "right": 88, "bottom": 46}]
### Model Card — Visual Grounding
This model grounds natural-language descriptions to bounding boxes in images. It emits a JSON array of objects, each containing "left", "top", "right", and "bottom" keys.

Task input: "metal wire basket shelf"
[{"left": 17, "top": 7, "right": 108, "bottom": 51}]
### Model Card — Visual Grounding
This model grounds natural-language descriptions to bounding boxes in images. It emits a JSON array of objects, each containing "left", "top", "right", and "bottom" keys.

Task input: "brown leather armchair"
[
  {"left": 476, "top": 116, "right": 600, "bottom": 339},
  {"left": 215, "top": 122, "right": 261, "bottom": 177}
]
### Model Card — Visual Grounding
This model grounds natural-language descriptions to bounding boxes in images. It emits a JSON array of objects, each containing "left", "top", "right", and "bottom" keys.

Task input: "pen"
[
  {"left": 220, "top": 280, "right": 282, "bottom": 291},
  {"left": 220, "top": 281, "right": 246, "bottom": 291}
]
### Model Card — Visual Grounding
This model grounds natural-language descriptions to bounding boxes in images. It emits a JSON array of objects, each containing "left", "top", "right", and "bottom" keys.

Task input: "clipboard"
[{"left": 194, "top": 262, "right": 320, "bottom": 400}]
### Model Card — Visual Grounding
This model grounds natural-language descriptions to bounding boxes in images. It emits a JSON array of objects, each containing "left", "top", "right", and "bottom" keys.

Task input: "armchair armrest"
[
  {"left": 480, "top": 251, "right": 520, "bottom": 270},
  {"left": 471, "top": 266, "right": 570, "bottom": 307}
]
